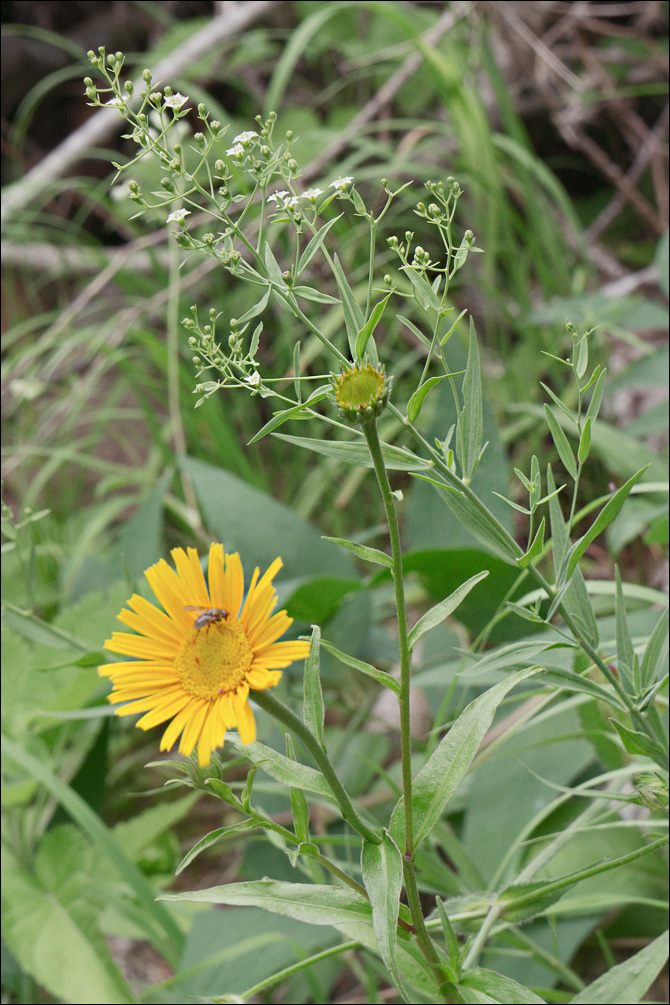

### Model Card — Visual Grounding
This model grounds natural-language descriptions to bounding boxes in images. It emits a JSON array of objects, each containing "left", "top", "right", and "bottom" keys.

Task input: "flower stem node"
[{"left": 331, "top": 362, "right": 392, "bottom": 424}]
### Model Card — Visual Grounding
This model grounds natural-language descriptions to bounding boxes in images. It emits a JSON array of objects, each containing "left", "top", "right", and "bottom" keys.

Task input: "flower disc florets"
[{"left": 331, "top": 362, "right": 391, "bottom": 424}]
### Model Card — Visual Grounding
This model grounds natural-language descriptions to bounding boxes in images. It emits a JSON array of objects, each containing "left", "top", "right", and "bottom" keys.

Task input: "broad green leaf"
[
  {"left": 361, "top": 832, "right": 407, "bottom": 1000},
  {"left": 248, "top": 387, "right": 331, "bottom": 444},
  {"left": 544, "top": 404, "right": 577, "bottom": 479},
  {"left": 303, "top": 625, "right": 325, "bottom": 747},
  {"left": 162, "top": 880, "right": 372, "bottom": 927},
  {"left": 566, "top": 467, "right": 650, "bottom": 578},
  {"left": 296, "top": 214, "right": 343, "bottom": 274},
  {"left": 355, "top": 294, "right": 391, "bottom": 360},
  {"left": 458, "top": 967, "right": 547, "bottom": 1003},
  {"left": 227, "top": 737, "right": 333, "bottom": 799},
  {"left": 640, "top": 605, "right": 668, "bottom": 690},
  {"left": 0, "top": 735, "right": 183, "bottom": 965},
  {"left": 319, "top": 638, "right": 400, "bottom": 694},
  {"left": 1, "top": 833, "right": 134, "bottom": 1005},
  {"left": 407, "top": 571, "right": 489, "bottom": 649},
  {"left": 458, "top": 321, "right": 484, "bottom": 482},
  {"left": 322, "top": 535, "right": 393, "bottom": 568},
  {"left": 570, "top": 929, "right": 668, "bottom": 1004},
  {"left": 274, "top": 432, "right": 429, "bottom": 471},
  {"left": 407, "top": 374, "right": 459, "bottom": 423},
  {"left": 390, "top": 667, "right": 543, "bottom": 848}
]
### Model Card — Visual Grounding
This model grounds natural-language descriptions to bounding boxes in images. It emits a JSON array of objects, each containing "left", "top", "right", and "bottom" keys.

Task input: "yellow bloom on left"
[{"left": 100, "top": 544, "right": 310, "bottom": 767}]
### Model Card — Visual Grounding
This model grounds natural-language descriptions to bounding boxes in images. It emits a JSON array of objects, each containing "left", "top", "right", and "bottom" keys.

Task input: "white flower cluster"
[
  {"left": 226, "top": 131, "right": 258, "bottom": 157},
  {"left": 266, "top": 187, "right": 324, "bottom": 208},
  {"left": 329, "top": 176, "right": 353, "bottom": 191}
]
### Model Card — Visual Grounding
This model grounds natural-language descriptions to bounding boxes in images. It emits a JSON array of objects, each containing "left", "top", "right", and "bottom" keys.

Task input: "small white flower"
[
  {"left": 287, "top": 196, "right": 300, "bottom": 208},
  {"left": 105, "top": 96, "right": 127, "bottom": 108},
  {"left": 329, "top": 176, "right": 353, "bottom": 191},
  {"left": 301, "top": 188, "right": 323, "bottom": 200},
  {"left": 163, "top": 92, "right": 189, "bottom": 110},
  {"left": 233, "top": 130, "right": 258, "bottom": 145},
  {"left": 167, "top": 208, "right": 191, "bottom": 223},
  {"left": 267, "top": 190, "right": 289, "bottom": 205},
  {"left": 226, "top": 144, "right": 245, "bottom": 157},
  {"left": 245, "top": 371, "right": 261, "bottom": 387}
]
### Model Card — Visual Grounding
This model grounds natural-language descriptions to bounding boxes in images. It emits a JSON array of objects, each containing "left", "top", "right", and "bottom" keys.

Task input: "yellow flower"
[{"left": 100, "top": 544, "right": 310, "bottom": 767}]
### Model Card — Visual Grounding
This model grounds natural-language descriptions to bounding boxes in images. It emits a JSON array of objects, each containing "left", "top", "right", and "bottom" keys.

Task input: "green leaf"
[
  {"left": 640, "top": 605, "right": 668, "bottom": 690},
  {"left": 407, "top": 374, "right": 459, "bottom": 424},
  {"left": 236, "top": 287, "right": 271, "bottom": 324},
  {"left": 227, "top": 738, "right": 334, "bottom": 800},
  {"left": 0, "top": 735, "right": 183, "bottom": 965},
  {"left": 1, "top": 603, "right": 89, "bottom": 651},
  {"left": 319, "top": 639, "right": 400, "bottom": 694},
  {"left": 292, "top": 286, "right": 341, "bottom": 304},
  {"left": 286, "top": 733, "right": 310, "bottom": 843},
  {"left": 162, "top": 880, "right": 372, "bottom": 927},
  {"left": 609, "top": 719, "right": 667, "bottom": 763},
  {"left": 355, "top": 294, "right": 391, "bottom": 360},
  {"left": 248, "top": 387, "right": 331, "bottom": 445},
  {"left": 397, "top": 314, "right": 433, "bottom": 350},
  {"left": 458, "top": 320, "right": 484, "bottom": 482},
  {"left": 274, "top": 432, "right": 430, "bottom": 471},
  {"left": 614, "top": 566, "right": 636, "bottom": 691},
  {"left": 390, "top": 667, "right": 543, "bottom": 848},
  {"left": 322, "top": 535, "right": 393, "bottom": 568},
  {"left": 418, "top": 476, "right": 523, "bottom": 564},
  {"left": 577, "top": 416, "right": 591, "bottom": 464},
  {"left": 296, "top": 214, "right": 343, "bottom": 274},
  {"left": 1, "top": 832, "right": 134, "bottom": 1005},
  {"left": 176, "top": 820, "right": 259, "bottom": 875},
  {"left": 407, "top": 571, "right": 489, "bottom": 649},
  {"left": 516, "top": 517, "right": 545, "bottom": 568},
  {"left": 585, "top": 367, "right": 607, "bottom": 425},
  {"left": 569, "top": 930, "right": 668, "bottom": 1003},
  {"left": 303, "top": 625, "right": 325, "bottom": 748},
  {"left": 458, "top": 967, "right": 547, "bottom": 1003},
  {"left": 263, "top": 242, "right": 287, "bottom": 288},
  {"left": 332, "top": 253, "right": 365, "bottom": 356},
  {"left": 544, "top": 404, "right": 577, "bottom": 479},
  {"left": 361, "top": 832, "right": 408, "bottom": 1000},
  {"left": 566, "top": 466, "right": 650, "bottom": 578},
  {"left": 401, "top": 265, "right": 441, "bottom": 312}
]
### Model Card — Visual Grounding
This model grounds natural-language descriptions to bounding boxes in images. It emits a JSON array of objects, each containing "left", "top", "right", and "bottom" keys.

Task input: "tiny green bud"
[
  {"left": 124, "top": 80, "right": 134, "bottom": 95},
  {"left": 228, "top": 334, "right": 237, "bottom": 349},
  {"left": 464, "top": 229, "right": 474, "bottom": 242},
  {"left": 215, "top": 159, "right": 225, "bottom": 172},
  {"left": 204, "top": 325, "right": 212, "bottom": 335},
  {"left": 381, "top": 178, "right": 388, "bottom": 187},
  {"left": 416, "top": 202, "right": 426, "bottom": 213},
  {"left": 198, "top": 102, "right": 207, "bottom": 118},
  {"left": 192, "top": 356, "right": 201, "bottom": 365},
  {"left": 286, "top": 130, "right": 293, "bottom": 140},
  {"left": 150, "top": 92, "right": 162, "bottom": 105},
  {"left": 429, "top": 203, "right": 440, "bottom": 216},
  {"left": 260, "top": 145, "right": 270, "bottom": 157},
  {"left": 384, "top": 274, "right": 392, "bottom": 284},
  {"left": 164, "top": 85, "right": 173, "bottom": 97},
  {"left": 194, "top": 132, "right": 205, "bottom": 145},
  {"left": 203, "top": 233, "right": 215, "bottom": 244},
  {"left": 115, "top": 52, "right": 123, "bottom": 63},
  {"left": 106, "top": 53, "right": 116, "bottom": 67},
  {"left": 188, "top": 337, "right": 197, "bottom": 347},
  {"left": 142, "top": 69, "right": 152, "bottom": 83},
  {"left": 160, "top": 177, "right": 174, "bottom": 191},
  {"left": 172, "top": 143, "right": 181, "bottom": 154},
  {"left": 128, "top": 180, "right": 139, "bottom": 193},
  {"left": 87, "top": 50, "right": 96, "bottom": 61},
  {"left": 210, "top": 120, "right": 221, "bottom": 133},
  {"left": 287, "top": 158, "right": 298, "bottom": 171},
  {"left": 83, "top": 77, "right": 93, "bottom": 87}
]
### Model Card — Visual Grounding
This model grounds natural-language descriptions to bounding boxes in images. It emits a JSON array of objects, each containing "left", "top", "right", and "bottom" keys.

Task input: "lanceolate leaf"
[
  {"left": 407, "top": 373, "right": 462, "bottom": 423},
  {"left": 565, "top": 466, "right": 650, "bottom": 578},
  {"left": 458, "top": 321, "right": 484, "bottom": 482},
  {"left": 296, "top": 214, "right": 343, "bottom": 274},
  {"left": 319, "top": 639, "right": 400, "bottom": 694},
  {"left": 569, "top": 929, "right": 669, "bottom": 1004},
  {"left": 458, "top": 968, "right": 547, "bottom": 1004},
  {"left": 544, "top": 404, "right": 577, "bottom": 479},
  {"left": 275, "top": 433, "right": 429, "bottom": 471},
  {"left": 640, "top": 605, "right": 668, "bottom": 690},
  {"left": 228, "top": 738, "right": 333, "bottom": 799},
  {"left": 390, "top": 667, "right": 543, "bottom": 848},
  {"left": 303, "top": 625, "right": 325, "bottom": 747},
  {"left": 332, "top": 253, "right": 365, "bottom": 356},
  {"left": 322, "top": 535, "right": 393, "bottom": 568},
  {"left": 362, "top": 832, "right": 408, "bottom": 1001},
  {"left": 355, "top": 294, "right": 391, "bottom": 360},
  {"left": 407, "top": 571, "right": 489, "bottom": 649},
  {"left": 248, "top": 387, "right": 331, "bottom": 444},
  {"left": 161, "top": 880, "right": 372, "bottom": 927}
]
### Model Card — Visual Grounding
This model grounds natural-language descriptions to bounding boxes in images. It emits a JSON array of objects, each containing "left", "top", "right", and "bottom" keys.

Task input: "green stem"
[
  {"left": 361, "top": 417, "right": 443, "bottom": 973},
  {"left": 239, "top": 940, "right": 361, "bottom": 1000},
  {"left": 253, "top": 689, "right": 381, "bottom": 844}
]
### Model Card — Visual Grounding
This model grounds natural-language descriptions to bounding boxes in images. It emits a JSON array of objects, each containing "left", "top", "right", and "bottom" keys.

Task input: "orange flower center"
[{"left": 175, "top": 619, "right": 253, "bottom": 699}]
